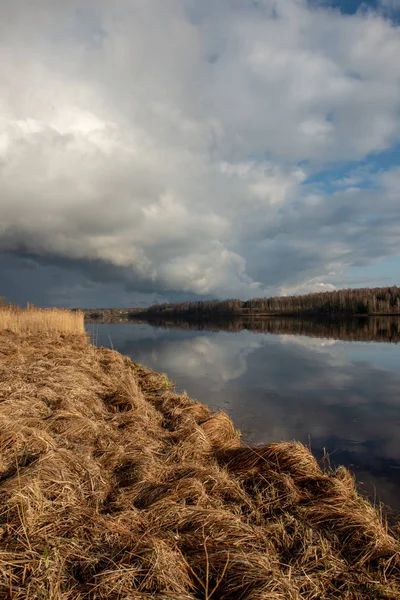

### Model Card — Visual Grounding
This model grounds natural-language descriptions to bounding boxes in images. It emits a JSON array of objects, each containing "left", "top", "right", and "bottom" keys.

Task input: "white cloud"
[
  {"left": 1, "top": 0, "right": 400, "bottom": 302},
  {"left": 281, "top": 280, "right": 337, "bottom": 296}
]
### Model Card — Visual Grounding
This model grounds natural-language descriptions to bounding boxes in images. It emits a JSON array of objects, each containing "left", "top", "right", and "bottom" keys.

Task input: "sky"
[{"left": 1, "top": 0, "right": 400, "bottom": 307}]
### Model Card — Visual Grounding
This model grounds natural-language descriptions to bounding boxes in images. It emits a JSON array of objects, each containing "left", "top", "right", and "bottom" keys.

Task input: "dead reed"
[
  {"left": 0, "top": 326, "right": 399, "bottom": 599},
  {"left": 0, "top": 306, "right": 85, "bottom": 335}
]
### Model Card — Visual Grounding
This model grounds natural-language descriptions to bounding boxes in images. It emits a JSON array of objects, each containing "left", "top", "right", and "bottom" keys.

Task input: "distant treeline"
[
  {"left": 82, "top": 308, "right": 143, "bottom": 323},
  {"left": 139, "top": 286, "right": 400, "bottom": 318},
  {"left": 134, "top": 316, "right": 400, "bottom": 344}
]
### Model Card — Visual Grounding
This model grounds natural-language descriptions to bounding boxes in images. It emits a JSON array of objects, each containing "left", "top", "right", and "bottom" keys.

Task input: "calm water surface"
[{"left": 87, "top": 320, "right": 400, "bottom": 512}]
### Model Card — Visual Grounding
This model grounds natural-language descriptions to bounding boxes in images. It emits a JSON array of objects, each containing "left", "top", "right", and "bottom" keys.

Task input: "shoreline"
[
  {"left": 1, "top": 328, "right": 400, "bottom": 598},
  {"left": 83, "top": 308, "right": 400, "bottom": 322},
  {"left": 85, "top": 314, "right": 400, "bottom": 344}
]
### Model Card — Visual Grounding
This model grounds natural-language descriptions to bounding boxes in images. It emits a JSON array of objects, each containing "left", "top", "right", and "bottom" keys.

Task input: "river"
[{"left": 87, "top": 318, "right": 400, "bottom": 513}]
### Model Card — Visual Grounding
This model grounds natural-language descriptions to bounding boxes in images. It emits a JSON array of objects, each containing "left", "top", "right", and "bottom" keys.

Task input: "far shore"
[{"left": 82, "top": 307, "right": 400, "bottom": 321}]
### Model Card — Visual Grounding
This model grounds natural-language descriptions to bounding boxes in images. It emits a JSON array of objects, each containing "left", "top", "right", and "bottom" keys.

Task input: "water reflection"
[
  {"left": 128, "top": 315, "right": 400, "bottom": 343},
  {"left": 87, "top": 320, "right": 400, "bottom": 512}
]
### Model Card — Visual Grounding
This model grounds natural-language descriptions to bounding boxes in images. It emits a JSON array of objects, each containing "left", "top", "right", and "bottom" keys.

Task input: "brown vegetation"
[
  {"left": 1, "top": 320, "right": 400, "bottom": 598},
  {"left": 0, "top": 306, "right": 85, "bottom": 335}
]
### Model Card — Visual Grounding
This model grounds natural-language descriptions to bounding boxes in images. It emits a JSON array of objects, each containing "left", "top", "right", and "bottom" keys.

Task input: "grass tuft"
[
  {"left": 0, "top": 306, "right": 85, "bottom": 335},
  {"left": 0, "top": 312, "right": 399, "bottom": 599}
]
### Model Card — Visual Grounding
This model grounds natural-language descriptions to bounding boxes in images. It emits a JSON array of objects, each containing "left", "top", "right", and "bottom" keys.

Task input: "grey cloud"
[
  {"left": 0, "top": 252, "right": 210, "bottom": 307},
  {"left": 1, "top": 0, "right": 400, "bottom": 303}
]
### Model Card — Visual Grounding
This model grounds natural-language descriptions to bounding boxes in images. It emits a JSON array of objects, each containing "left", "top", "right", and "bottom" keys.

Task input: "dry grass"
[
  {"left": 0, "top": 325, "right": 399, "bottom": 599},
  {"left": 0, "top": 306, "right": 84, "bottom": 335}
]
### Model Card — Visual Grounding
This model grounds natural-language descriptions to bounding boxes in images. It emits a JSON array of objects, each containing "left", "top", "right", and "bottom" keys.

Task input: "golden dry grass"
[
  {"left": 0, "top": 326, "right": 399, "bottom": 599},
  {"left": 0, "top": 306, "right": 85, "bottom": 335}
]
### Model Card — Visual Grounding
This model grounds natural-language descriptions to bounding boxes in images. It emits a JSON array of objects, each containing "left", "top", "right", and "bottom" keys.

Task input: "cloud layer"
[{"left": 1, "top": 0, "right": 400, "bottom": 304}]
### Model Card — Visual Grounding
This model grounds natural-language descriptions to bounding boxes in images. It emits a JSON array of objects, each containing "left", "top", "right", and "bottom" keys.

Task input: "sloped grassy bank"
[{"left": 1, "top": 330, "right": 399, "bottom": 599}]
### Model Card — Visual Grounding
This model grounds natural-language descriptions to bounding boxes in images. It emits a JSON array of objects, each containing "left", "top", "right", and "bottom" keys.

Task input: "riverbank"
[
  {"left": 80, "top": 285, "right": 400, "bottom": 323},
  {"left": 119, "top": 314, "right": 400, "bottom": 344},
  {"left": 83, "top": 307, "right": 400, "bottom": 323},
  {"left": 1, "top": 314, "right": 400, "bottom": 598}
]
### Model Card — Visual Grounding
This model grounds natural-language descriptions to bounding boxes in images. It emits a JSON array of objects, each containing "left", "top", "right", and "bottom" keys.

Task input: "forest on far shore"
[{"left": 137, "top": 286, "right": 400, "bottom": 319}]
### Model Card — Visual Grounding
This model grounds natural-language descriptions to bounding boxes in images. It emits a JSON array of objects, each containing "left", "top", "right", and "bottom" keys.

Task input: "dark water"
[{"left": 87, "top": 318, "right": 400, "bottom": 513}]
